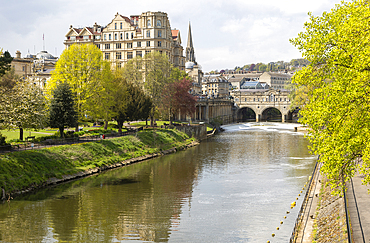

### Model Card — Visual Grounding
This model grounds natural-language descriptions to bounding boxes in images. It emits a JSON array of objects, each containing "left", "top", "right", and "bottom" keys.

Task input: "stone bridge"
[{"left": 231, "top": 89, "right": 295, "bottom": 122}]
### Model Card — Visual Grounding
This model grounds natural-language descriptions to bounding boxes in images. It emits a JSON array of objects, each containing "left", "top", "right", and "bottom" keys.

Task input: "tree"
[
  {"left": 0, "top": 50, "right": 13, "bottom": 77},
  {"left": 124, "top": 52, "right": 174, "bottom": 126},
  {"left": 290, "top": 0, "right": 370, "bottom": 192},
  {"left": 48, "top": 82, "right": 78, "bottom": 138},
  {"left": 0, "top": 81, "right": 46, "bottom": 140},
  {"left": 47, "top": 44, "right": 103, "bottom": 130},
  {"left": 85, "top": 61, "right": 117, "bottom": 130}
]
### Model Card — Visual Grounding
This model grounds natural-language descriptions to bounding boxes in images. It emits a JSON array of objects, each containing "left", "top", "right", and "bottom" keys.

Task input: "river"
[{"left": 0, "top": 122, "right": 316, "bottom": 243}]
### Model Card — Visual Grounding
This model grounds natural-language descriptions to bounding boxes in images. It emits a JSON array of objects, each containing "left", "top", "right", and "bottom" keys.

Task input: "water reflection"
[{"left": 0, "top": 123, "right": 316, "bottom": 242}]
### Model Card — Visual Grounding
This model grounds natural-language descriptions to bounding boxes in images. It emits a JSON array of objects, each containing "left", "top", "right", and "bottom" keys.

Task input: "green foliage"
[
  {"left": 0, "top": 50, "right": 13, "bottom": 77},
  {"left": 290, "top": 0, "right": 370, "bottom": 191},
  {"left": 47, "top": 44, "right": 103, "bottom": 123},
  {"left": 0, "top": 132, "right": 10, "bottom": 146},
  {"left": 49, "top": 82, "right": 78, "bottom": 137},
  {"left": 0, "top": 81, "right": 47, "bottom": 140},
  {"left": 0, "top": 129, "right": 194, "bottom": 193}
]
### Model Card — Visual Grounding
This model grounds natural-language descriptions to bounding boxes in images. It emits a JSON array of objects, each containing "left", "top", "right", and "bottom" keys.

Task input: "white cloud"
[{"left": 0, "top": 0, "right": 339, "bottom": 71}]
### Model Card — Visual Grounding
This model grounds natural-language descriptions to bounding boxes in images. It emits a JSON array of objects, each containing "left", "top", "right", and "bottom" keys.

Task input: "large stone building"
[
  {"left": 10, "top": 50, "right": 58, "bottom": 88},
  {"left": 259, "top": 72, "right": 292, "bottom": 90},
  {"left": 64, "top": 12, "right": 185, "bottom": 70},
  {"left": 201, "top": 75, "right": 230, "bottom": 98}
]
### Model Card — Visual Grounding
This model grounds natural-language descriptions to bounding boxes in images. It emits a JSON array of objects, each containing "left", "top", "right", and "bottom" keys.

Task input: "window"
[
  {"left": 115, "top": 33, "right": 117, "bottom": 40},
  {"left": 96, "top": 44, "right": 100, "bottom": 49},
  {"left": 127, "top": 52, "right": 133, "bottom": 59},
  {"left": 158, "top": 41, "right": 162, "bottom": 47},
  {"left": 83, "top": 35, "right": 89, "bottom": 40},
  {"left": 109, "top": 34, "right": 111, "bottom": 40},
  {"left": 126, "top": 33, "right": 128, "bottom": 39},
  {"left": 105, "top": 53, "right": 110, "bottom": 60},
  {"left": 105, "top": 44, "right": 110, "bottom": 49},
  {"left": 157, "top": 19, "right": 161, "bottom": 27},
  {"left": 116, "top": 43, "right": 121, "bottom": 49},
  {"left": 22, "top": 66, "right": 25, "bottom": 71},
  {"left": 120, "top": 22, "right": 122, "bottom": 29},
  {"left": 104, "top": 34, "right": 106, "bottom": 40},
  {"left": 115, "top": 23, "right": 117, "bottom": 29},
  {"left": 158, "top": 30, "right": 162, "bottom": 38},
  {"left": 117, "top": 62, "right": 122, "bottom": 68},
  {"left": 146, "top": 41, "right": 150, "bottom": 47},
  {"left": 136, "top": 51, "right": 142, "bottom": 57},
  {"left": 146, "top": 50, "right": 151, "bottom": 55},
  {"left": 146, "top": 30, "right": 150, "bottom": 38},
  {"left": 120, "top": 33, "right": 123, "bottom": 40},
  {"left": 116, "top": 52, "right": 121, "bottom": 59},
  {"left": 131, "top": 33, "right": 133, "bottom": 39},
  {"left": 137, "top": 41, "right": 141, "bottom": 47},
  {"left": 127, "top": 42, "right": 132, "bottom": 48},
  {"left": 147, "top": 19, "right": 151, "bottom": 27}
]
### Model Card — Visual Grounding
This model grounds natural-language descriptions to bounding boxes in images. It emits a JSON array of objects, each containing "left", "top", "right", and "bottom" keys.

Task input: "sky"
[{"left": 0, "top": 0, "right": 341, "bottom": 72}]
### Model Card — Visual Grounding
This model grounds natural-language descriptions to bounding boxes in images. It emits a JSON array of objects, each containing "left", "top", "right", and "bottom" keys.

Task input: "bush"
[{"left": 0, "top": 132, "right": 11, "bottom": 150}]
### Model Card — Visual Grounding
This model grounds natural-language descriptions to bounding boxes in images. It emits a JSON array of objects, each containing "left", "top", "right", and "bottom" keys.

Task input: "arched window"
[
  {"left": 147, "top": 19, "right": 151, "bottom": 27},
  {"left": 115, "top": 23, "right": 117, "bottom": 29},
  {"left": 157, "top": 20, "right": 161, "bottom": 27}
]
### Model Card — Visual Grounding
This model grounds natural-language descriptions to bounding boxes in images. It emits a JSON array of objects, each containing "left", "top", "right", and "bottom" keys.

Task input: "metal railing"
[{"left": 290, "top": 157, "right": 320, "bottom": 242}]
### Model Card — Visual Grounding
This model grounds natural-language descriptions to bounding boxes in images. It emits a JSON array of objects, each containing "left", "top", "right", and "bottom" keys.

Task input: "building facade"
[
  {"left": 64, "top": 12, "right": 185, "bottom": 70},
  {"left": 202, "top": 75, "right": 230, "bottom": 98},
  {"left": 259, "top": 72, "right": 292, "bottom": 90}
]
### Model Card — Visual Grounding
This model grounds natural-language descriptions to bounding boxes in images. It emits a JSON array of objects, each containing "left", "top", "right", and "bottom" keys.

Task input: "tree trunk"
[
  {"left": 75, "top": 124, "right": 79, "bottom": 132},
  {"left": 169, "top": 107, "right": 173, "bottom": 125},
  {"left": 145, "top": 119, "right": 148, "bottom": 126},
  {"left": 19, "top": 127, "right": 23, "bottom": 141},
  {"left": 59, "top": 127, "right": 64, "bottom": 138},
  {"left": 117, "top": 120, "right": 123, "bottom": 133},
  {"left": 104, "top": 121, "right": 108, "bottom": 130}
]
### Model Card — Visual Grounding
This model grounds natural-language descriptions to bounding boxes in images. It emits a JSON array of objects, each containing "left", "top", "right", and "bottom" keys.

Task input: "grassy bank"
[{"left": 0, "top": 128, "right": 196, "bottom": 195}]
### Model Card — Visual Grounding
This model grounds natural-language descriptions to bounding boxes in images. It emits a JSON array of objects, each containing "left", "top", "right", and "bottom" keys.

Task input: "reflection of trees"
[{"left": 0, "top": 147, "right": 201, "bottom": 242}]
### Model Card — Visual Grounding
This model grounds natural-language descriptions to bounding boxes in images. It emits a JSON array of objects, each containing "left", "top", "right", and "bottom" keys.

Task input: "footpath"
[
  {"left": 295, "top": 166, "right": 370, "bottom": 243},
  {"left": 346, "top": 172, "right": 370, "bottom": 243}
]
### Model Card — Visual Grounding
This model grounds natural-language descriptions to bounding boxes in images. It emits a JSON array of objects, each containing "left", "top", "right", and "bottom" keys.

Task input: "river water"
[{"left": 0, "top": 123, "right": 316, "bottom": 243}]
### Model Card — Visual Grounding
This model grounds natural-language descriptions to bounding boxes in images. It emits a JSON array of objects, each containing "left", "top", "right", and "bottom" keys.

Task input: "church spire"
[
  {"left": 187, "top": 22, "right": 193, "bottom": 48},
  {"left": 186, "top": 22, "right": 196, "bottom": 63}
]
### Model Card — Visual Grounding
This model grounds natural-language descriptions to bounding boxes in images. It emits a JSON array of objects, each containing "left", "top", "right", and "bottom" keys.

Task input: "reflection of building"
[
  {"left": 184, "top": 22, "right": 203, "bottom": 95},
  {"left": 64, "top": 11, "right": 185, "bottom": 70},
  {"left": 10, "top": 50, "right": 58, "bottom": 88}
]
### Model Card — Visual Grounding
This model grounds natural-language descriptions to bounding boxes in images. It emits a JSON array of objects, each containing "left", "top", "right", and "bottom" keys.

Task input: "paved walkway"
[{"left": 346, "top": 172, "right": 370, "bottom": 243}]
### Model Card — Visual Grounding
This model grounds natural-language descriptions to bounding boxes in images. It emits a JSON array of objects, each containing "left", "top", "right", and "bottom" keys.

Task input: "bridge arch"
[
  {"left": 261, "top": 107, "right": 282, "bottom": 122},
  {"left": 237, "top": 107, "right": 257, "bottom": 122}
]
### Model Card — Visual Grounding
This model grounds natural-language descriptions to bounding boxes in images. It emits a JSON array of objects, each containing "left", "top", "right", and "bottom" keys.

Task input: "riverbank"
[{"left": 0, "top": 128, "right": 198, "bottom": 199}]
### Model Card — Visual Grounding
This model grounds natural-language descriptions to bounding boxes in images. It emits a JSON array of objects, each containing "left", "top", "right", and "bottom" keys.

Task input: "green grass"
[{"left": 0, "top": 128, "right": 196, "bottom": 194}]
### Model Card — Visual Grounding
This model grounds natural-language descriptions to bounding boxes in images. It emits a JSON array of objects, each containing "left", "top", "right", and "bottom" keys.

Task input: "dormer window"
[
  {"left": 147, "top": 19, "right": 151, "bottom": 27},
  {"left": 157, "top": 20, "right": 161, "bottom": 27},
  {"left": 120, "top": 22, "right": 122, "bottom": 29},
  {"left": 115, "top": 23, "right": 117, "bottom": 30}
]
